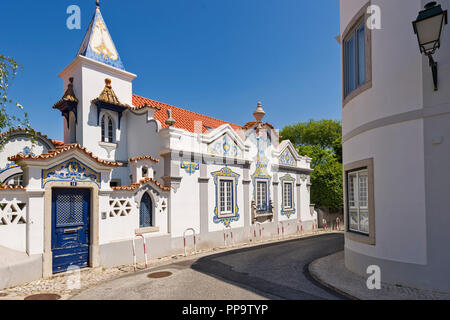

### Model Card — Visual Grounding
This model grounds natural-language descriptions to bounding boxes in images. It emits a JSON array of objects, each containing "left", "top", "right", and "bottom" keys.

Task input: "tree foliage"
[
  {"left": 280, "top": 119, "right": 343, "bottom": 211},
  {"left": 0, "top": 55, "right": 31, "bottom": 150},
  {"left": 0, "top": 55, "right": 30, "bottom": 131}
]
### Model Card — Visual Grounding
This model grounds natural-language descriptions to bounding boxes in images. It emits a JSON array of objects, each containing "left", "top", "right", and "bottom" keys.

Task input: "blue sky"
[{"left": 1, "top": 0, "right": 341, "bottom": 141}]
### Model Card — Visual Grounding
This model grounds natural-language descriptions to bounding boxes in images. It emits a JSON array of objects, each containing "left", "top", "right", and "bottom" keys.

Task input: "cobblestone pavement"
[
  {"left": 0, "top": 229, "right": 337, "bottom": 300},
  {"left": 309, "top": 251, "right": 450, "bottom": 300}
]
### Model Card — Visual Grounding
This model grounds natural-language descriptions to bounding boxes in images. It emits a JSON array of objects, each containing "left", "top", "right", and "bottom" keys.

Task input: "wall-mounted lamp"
[{"left": 413, "top": 2, "right": 448, "bottom": 91}]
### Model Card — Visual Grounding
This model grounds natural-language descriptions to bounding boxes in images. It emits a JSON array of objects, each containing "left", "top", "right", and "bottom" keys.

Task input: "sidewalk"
[{"left": 309, "top": 251, "right": 450, "bottom": 300}]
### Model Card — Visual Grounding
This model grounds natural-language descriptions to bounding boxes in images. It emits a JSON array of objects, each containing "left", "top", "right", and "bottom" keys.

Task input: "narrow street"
[{"left": 72, "top": 233, "right": 345, "bottom": 300}]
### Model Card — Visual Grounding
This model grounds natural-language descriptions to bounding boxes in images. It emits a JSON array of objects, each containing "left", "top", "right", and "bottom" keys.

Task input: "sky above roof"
[{"left": 0, "top": 0, "right": 341, "bottom": 141}]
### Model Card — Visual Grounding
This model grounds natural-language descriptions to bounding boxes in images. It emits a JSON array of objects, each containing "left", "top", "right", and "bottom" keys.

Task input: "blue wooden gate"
[{"left": 52, "top": 188, "right": 90, "bottom": 274}]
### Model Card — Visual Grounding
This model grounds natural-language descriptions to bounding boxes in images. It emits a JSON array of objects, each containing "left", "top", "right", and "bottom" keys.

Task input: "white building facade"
[
  {"left": 0, "top": 3, "right": 315, "bottom": 288},
  {"left": 339, "top": 0, "right": 450, "bottom": 292}
]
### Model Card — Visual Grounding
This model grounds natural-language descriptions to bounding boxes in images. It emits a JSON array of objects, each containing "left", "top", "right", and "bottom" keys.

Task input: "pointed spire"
[
  {"left": 77, "top": 3, "right": 125, "bottom": 70},
  {"left": 253, "top": 101, "right": 266, "bottom": 122},
  {"left": 92, "top": 78, "right": 128, "bottom": 107},
  {"left": 53, "top": 77, "right": 79, "bottom": 109}
]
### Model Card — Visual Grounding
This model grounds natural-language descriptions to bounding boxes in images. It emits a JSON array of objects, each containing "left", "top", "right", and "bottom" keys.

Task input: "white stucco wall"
[
  {"left": 341, "top": 0, "right": 450, "bottom": 291},
  {"left": 340, "top": 0, "right": 424, "bottom": 137},
  {"left": 344, "top": 120, "right": 427, "bottom": 264},
  {"left": 0, "top": 192, "right": 28, "bottom": 252}
]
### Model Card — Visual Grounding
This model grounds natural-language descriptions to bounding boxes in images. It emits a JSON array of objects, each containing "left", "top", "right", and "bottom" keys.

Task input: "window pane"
[
  {"left": 359, "top": 209, "right": 369, "bottom": 234},
  {"left": 347, "top": 168, "right": 370, "bottom": 234},
  {"left": 357, "top": 26, "right": 366, "bottom": 86},
  {"left": 226, "top": 181, "right": 232, "bottom": 212},
  {"left": 256, "top": 181, "right": 267, "bottom": 210},
  {"left": 220, "top": 181, "right": 225, "bottom": 213},
  {"left": 220, "top": 180, "right": 233, "bottom": 214},
  {"left": 348, "top": 173, "right": 356, "bottom": 207},
  {"left": 108, "top": 118, "right": 113, "bottom": 142},
  {"left": 101, "top": 116, "right": 105, "bottom": 142},
  {"left": 346, "top": 36, "right": 356, "bottom": 94},
  {"left": 349, "top": 210, "right": 359, "bottom": 232},
  {"left": 283, "top": 183, "right": 292, "bottom": 208},
  {"left": 359, "top": 173, "right": 368, "bottom": 208}
]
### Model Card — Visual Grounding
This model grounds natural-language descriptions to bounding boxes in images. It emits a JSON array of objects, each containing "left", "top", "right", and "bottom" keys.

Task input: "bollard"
[
  {"left": 183, "top": 228, "right": 197, "bottom": 256},
  {"left": 132, "top": 234, "right": 148, "bottom": 271},
  {"left": 223, "top": 225, "right": 234, "bottom": 247}
]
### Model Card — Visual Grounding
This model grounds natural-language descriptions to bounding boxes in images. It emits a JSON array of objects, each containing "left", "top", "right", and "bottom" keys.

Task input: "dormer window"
[
  {"left": 101, "top": 114, "right": 114, "bottom": 143},
  {"left": 142, "top": 166, "right": 149, "bottom": 178}
]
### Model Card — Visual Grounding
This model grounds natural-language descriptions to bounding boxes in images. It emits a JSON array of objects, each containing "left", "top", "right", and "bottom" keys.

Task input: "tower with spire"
[{"left": 56, "top": 0, "right": 136, "bottom": 184}]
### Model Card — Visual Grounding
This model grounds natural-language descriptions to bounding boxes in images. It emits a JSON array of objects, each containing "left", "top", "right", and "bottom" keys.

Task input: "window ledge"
[
  {"left": 99, "top": 141, "right": 118, "bottom": 157},
  {"left": 255, "top": 212, "right": 273, "bottom": 218},
  {"left": 135, "top": 226, "right": 160, "bottom": 235},
  {"left": 343, "top": 80, "right": 372, "bottom": 107},
  {"left": 345, "top": 230, "right": 375, "bottom": 245},
  {"left": 99, "top": 141, "right": 118, "bottom": 148}
]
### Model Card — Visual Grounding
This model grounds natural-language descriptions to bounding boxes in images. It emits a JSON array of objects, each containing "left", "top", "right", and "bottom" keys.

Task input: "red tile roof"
[
  {"left": 128, "top": 155, "right": 159, "bottom": 163},
  {"left": 132, "top": 94, "right": 242, "bottom": 133},
  {"left": 0, "top": 184, "right": 26, "bottom": 191},
  {"left": 242, "top": 121, "right": 275, "bottom": 130},
  {"left": 112, "top": 177, "right": 170, "bottom": 192},
  {"left": 52, "top": 140, "right": 65, "bottom": 147},
  {"left": 9, "top": 144, "right": 123, "bottom": 167}
]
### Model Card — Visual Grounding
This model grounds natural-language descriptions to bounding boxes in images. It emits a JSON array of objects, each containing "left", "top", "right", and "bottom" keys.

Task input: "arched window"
[
  {"left": 101, "top": 114, "right": 114, "bottom": 143},
  {"left": 140, "top": 193, "right": 153, "bottom": 228},
  {"left": 6, "top": 174, "right": 24, "bottom": 186}
]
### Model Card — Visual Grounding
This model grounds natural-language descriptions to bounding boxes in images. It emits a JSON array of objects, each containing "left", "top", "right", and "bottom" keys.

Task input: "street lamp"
[{"left": 413, "top": 1, "right": 448, "bottom": 91}]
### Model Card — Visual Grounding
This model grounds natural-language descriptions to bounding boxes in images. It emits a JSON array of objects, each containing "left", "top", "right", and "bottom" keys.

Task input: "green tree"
[
  {"left": 280, "top": 119, "right": 343, "bottom": 211},
  {"left": 0, "top": 55, "right": 31, "bottom": 148}
]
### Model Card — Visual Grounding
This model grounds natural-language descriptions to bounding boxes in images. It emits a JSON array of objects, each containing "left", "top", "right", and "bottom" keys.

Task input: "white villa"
[{"left": 0, "top": 3, "right": 315, "bottom": 288}]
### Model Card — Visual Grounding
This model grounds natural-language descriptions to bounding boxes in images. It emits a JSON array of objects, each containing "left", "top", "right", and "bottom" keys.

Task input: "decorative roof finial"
[
  {"left": 165, "top": 109, "right": 176, "bottom": 127},
  {"left": 253, "top": 101, "right": 266, "bottom": 122},
  {"left": 96, "top": 0, "right": 100, "bottom": 8}
]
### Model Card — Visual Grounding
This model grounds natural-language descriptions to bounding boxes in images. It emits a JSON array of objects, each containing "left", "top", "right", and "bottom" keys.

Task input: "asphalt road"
[{"left": 72, "top": 233, "right": 345, "bottom": 300}]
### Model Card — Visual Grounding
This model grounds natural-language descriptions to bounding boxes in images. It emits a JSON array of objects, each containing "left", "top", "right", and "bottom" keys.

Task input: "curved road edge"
[{"left": 308, "top": 251, "right": 358, "bottom": 300}]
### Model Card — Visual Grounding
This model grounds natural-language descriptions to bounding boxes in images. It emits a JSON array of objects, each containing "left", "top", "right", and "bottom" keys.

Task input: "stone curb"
[{"left": 309, "top": 251, "right": 450, "bottom": 300}]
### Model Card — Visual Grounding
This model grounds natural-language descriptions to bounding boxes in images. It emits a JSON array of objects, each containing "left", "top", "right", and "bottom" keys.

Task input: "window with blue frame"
[{"left": 344, "top": 20, "right": 366, "bottom": 98}]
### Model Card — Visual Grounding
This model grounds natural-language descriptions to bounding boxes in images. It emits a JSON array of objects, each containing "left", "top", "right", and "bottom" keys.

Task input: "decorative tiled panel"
[
  {"left": 208, "top": 134, "right": 242, "bottom": 158},
  {"left": 42, "top": 158, "right": 101, "bottom": 188},
  {"left": 279, "top": 148, "right": 296, "bottom": 166},
  {"left": 180, "top": 161, "right": 199, "bottom": 175}
]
